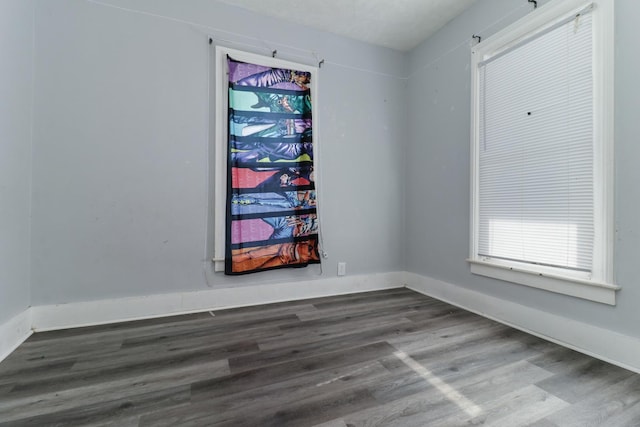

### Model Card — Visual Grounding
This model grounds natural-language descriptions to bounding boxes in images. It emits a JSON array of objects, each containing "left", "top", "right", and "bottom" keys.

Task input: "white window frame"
[
  {"left": 211, "top": 46, "right": 319, "bottom": 272},
  {"left": 468, "top": 0, "right": 618, "bottom": 304}
]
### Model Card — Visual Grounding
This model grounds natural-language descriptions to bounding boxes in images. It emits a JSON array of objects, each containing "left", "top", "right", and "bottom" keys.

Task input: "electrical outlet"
[{"left": 337, "top": 262, "right": 346, "bottom": 276}]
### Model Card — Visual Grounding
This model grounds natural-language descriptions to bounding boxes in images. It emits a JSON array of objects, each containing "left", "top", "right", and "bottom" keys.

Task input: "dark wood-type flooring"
[{"left": 1, "top": 288, "right": 640, "bottom": 426}]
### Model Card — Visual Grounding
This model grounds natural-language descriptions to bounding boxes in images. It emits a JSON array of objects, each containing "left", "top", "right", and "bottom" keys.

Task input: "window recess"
[{"left": 469, "top": 0, "right": 617, "bottom": 305}]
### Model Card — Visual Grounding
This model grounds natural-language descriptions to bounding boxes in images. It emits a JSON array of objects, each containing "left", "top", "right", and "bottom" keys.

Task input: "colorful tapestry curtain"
[{"left": 225, "top": 57, "right": 320, "bottom": 275}]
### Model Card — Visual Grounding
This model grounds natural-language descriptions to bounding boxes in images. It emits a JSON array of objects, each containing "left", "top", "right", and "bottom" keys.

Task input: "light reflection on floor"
[{"left": 393, "top": 350, "right": 483, "bottom": 417}]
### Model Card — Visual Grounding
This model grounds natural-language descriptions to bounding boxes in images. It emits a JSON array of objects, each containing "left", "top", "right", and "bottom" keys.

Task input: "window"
[
  {"left": 469, "top": 0, "right": 617, "bottom": 304},
  {"left": 210, "top": 46, "right": 319, "bottom": 272}
]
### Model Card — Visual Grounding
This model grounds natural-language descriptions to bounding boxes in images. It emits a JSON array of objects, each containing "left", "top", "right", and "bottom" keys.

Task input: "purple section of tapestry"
[
  {"left": 228, "top": 58, "right": 309, "bottom": 91},
  {"left": 231, "top": 219, "right": 273, "bottom": 244},
  {"left": 232, "top": 214, "right": 319, "bottom": 244}
]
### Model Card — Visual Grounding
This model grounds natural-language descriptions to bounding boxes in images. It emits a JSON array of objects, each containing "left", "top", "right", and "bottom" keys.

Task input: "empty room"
[{"left": 1, "top": 0, "right": 640, "bottom": 425}]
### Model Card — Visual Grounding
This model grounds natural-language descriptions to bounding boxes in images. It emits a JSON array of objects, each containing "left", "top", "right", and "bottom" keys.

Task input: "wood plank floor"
[{"left": 1, "top": 288, "right": 640, "bottom": 426}]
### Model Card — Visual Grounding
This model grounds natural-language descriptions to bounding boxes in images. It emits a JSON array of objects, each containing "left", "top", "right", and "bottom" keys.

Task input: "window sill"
[{"left": 467, "top": 259, "right": 620, "bottom": 305}]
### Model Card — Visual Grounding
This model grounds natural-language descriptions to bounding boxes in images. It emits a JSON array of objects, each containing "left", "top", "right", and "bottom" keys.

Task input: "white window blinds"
[{"left": 477, "top": 9, "right": 594, "bottom": 272}]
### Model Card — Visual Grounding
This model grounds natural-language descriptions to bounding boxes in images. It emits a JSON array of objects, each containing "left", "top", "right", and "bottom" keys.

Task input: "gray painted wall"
[
  {"left": 30, "top": 0, "right": 407, "bottom": 305},
  {"left": 0, "top": 0, "right": 34, "bottom": 323},
  {"left": 406, "top": 0, "right": 640, "bottom": 339}
]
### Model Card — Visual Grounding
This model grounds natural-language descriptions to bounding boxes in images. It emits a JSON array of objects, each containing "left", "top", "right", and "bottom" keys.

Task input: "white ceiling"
[{"left": 215, "top": 0, "right": 478, "bottom": 51}]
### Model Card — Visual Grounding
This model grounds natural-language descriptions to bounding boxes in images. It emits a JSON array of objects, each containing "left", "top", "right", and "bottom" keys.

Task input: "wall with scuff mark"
[{"left": 29, "top": 0, "right": 408, "bottom": 304}]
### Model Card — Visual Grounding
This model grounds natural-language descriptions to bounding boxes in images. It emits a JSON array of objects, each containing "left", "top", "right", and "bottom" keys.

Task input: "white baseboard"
[
  {"left": 31, "top": 272, "right": 404, "bottom": 332},
  {"left": 405, "top": 272, "right": 640, "bottom": 374},
  {"left": 0, "top": 308, "right": 33, "bottom": 364}
]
